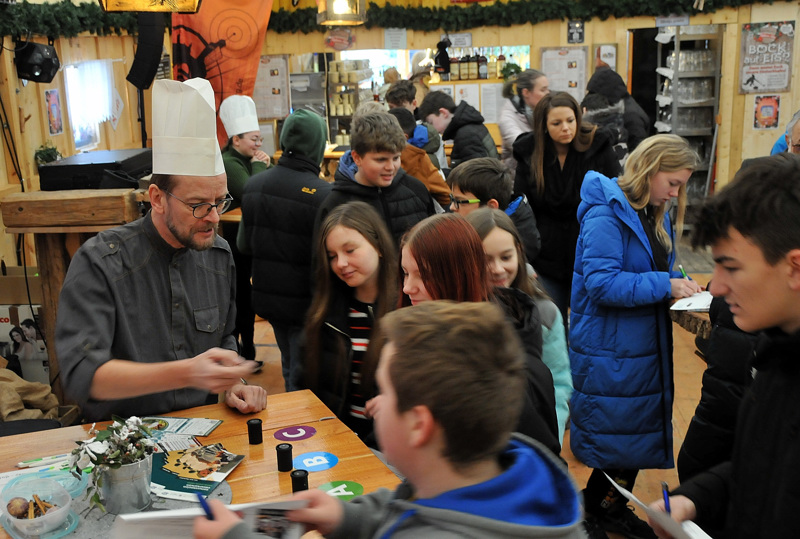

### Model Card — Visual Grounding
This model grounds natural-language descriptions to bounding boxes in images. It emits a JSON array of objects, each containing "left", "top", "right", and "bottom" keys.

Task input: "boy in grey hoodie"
[{"left": 195, "top": 301, "right": 585, "bottom": 539}]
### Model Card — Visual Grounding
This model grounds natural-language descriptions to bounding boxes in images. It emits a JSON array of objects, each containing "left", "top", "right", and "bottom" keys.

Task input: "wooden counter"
[{"left": 0, "top": 189, "right": 147, "bottom": 403}]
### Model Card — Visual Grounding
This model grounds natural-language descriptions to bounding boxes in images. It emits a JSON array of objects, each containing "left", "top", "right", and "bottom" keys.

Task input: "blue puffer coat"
[{"left": 569, "top": 171, "right": 682, "bottom": 470}]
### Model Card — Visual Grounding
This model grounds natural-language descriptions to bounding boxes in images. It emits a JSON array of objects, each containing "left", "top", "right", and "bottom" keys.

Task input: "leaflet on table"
[
  {"left": 143, "top": 416, "right": 222, "bottom": 437},
  {"left": 151, "top": 443, "right": 244, "bottom": 501},
  {"left": 603, "top": 473, "right": 712, "bottom": 539},
  {"left": 111, "top": 500, "right": 308, "bottom": 539},
  {"left": 670, "top": 291, "right": 713, "bottom": 311}
]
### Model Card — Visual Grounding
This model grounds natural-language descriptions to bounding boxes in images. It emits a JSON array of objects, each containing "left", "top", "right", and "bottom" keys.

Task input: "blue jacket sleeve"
[{"left": 579, "top": 207, "right": 672, "bottom": 307}]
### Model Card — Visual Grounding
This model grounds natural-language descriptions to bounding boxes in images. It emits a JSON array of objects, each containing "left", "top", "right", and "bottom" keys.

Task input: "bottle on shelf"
[
  {"left": 450, "top": 49, "right": 460, "bottom": 81},
  {"left": 468, "top": 48, "right": 478, "bottom": 80},
  {"left": 488, "top": 48, "right": 497, "bottom": 80},
  {"left": 478, "top": 48, "right": 488, "bottom": 80},
  {"left": 461, "top": 50, "right": 470, "bottom": 81},
  {"left": 497, "top": 48, "right": 506, "bottom": 79}
]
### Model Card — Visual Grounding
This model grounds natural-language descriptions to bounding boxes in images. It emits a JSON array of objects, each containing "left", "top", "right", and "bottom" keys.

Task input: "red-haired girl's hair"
[{"left": 399, "top": 214, "right": 491, "bottom": 307}]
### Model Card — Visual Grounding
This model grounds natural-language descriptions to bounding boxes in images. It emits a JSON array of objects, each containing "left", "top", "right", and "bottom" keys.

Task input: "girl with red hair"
[{"left": 398, "top": 213, "right": 560, "bottom": 455}]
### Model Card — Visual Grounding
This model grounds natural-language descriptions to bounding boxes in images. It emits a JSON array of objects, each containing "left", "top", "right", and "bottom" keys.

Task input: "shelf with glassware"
[
  {"left": 655, "top": 24, "right": 723, "bottom": 209},
  {"left": 327, "top": 59, "right": 374, "bottom": 145}
]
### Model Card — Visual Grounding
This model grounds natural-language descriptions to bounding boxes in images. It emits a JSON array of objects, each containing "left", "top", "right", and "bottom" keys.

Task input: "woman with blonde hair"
[
  {"left": 569, "top": 134, "right": 702, "bottom": 538},
  {"left": 512, "top": 92, "right": 620, "bottom": 322}
]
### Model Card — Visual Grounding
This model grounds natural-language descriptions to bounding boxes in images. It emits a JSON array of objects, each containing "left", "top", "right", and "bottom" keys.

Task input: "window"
[{"left": 64, "top": 60, "right": 114, "bottom": 151}]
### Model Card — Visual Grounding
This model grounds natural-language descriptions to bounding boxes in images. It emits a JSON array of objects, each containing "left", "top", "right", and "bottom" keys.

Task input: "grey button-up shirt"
[{"left": 56, "top": 212, "right": 237, "bottom": 421}]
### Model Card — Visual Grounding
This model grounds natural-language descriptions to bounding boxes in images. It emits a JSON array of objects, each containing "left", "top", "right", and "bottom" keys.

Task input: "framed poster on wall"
[
  {"left": 541, "top": 46, "right": 588, "bottom": 103},
  {"left": 739, "top": 21, "right": 794, "bottom": 94}
]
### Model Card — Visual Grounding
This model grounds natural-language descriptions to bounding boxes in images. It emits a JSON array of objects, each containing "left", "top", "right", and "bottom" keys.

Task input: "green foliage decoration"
[
  {"left": 0, "top": 1, "right": 137, "bottom": 39},
  {"left": 266, "top": 0, "right": 776, "bottom": 34}
]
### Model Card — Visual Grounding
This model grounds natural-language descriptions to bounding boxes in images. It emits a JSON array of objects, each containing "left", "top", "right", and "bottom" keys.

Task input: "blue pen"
[
  {"left": 196, "top": 492, "right": 214, "bottom": 520},
  {"left": 661, "top": 481, "right": 671, "bottom": 515}
]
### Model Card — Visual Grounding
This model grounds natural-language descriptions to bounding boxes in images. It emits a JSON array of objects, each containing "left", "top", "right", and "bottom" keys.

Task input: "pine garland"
[
  {"left": 266, "top": 0, "right": 776, "bottom": 34},
  {"left": 0, "top": 0, "right": 777, "bottom": 38},
  {"left": 0, "top": 1, "right": 137, "bottom": 39}
]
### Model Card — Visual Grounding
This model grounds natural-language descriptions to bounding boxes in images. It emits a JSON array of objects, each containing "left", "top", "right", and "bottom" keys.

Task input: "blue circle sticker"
[{"left": 293, "top": 451, "right": 338, "bottom": 472}]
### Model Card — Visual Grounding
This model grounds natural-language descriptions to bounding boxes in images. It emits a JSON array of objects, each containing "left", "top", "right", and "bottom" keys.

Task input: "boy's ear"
[
  {"left": 406, "top": 404, "right": 436, "bottom": 449},
  {"left": 785, "top": 248, "right": 800, "bottom": 291},
  {"left": 351, "top": 150, "right": 362, "bottom": 167},
  {"left": 486, "top": 199, "right": 500, "bottom": 210},
  {"left": 438, "top": 108, "right": 449, "bottom": 118}
]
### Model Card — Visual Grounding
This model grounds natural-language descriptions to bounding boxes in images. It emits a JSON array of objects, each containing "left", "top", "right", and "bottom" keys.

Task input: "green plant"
[
  {"left": 34, "top": 141, "right": 61, "bottom": 166},
  {"left": 501, "top": 62, "right": 522, "bottom": 81},
  {"left": 70, "top": 416, "right": 156, "bottom": 513}
]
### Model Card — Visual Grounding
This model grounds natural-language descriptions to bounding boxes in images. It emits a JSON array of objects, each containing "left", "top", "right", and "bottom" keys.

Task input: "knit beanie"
[{"left": 280, "top": 110, "right": 327, "bottom": 165}]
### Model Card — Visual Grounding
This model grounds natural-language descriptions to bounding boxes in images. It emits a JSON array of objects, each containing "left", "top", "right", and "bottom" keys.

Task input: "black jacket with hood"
[
  {"left": 586, "top": 67, "right": 651, "bottom": 151},
  {"left": 443, "top": 101, "right": 499, "bottom": 169},
  {"left": 239, "top": 110, "right": 332, "bottom": 326},
  {"left": 316, "top": 150, "right": 435, "bottom": 245}
]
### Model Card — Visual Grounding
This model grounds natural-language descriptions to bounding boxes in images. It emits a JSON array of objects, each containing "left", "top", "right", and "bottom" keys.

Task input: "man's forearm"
[{"left": 89, "top": 359, "right": 191, "bottom": 400}]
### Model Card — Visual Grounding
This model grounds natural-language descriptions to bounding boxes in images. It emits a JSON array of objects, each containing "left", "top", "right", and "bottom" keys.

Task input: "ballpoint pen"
[
  {"left": 16, "top": 453, "right": 71, "bottom": 468},
  {"left": 661, "top": 481, "right": 671, "bottom": 515},
  {"left": 678, "top": 264, "right": 688, "bottom": 279},
  {"left": 196, "top": 492, "right": 214, "bottom": 520}
]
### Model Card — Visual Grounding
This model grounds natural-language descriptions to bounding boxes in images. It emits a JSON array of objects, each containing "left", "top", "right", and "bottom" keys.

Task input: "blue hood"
[
  {"left": 410, "top": 437, "right": 581, "bottom": 529},
  {"left": 336, "top": 150, "right": 359, "bottom": 182}
]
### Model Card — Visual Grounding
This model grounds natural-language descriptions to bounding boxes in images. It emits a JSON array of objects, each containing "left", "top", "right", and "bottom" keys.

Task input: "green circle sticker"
[{"left": 318, "top": 480, "right": 364, "bottom": 501}]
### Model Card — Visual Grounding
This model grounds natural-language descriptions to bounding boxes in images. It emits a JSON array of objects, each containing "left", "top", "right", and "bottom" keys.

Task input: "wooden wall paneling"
[{"left": 727, "top": 6, "right": 750, "bottom": 182}]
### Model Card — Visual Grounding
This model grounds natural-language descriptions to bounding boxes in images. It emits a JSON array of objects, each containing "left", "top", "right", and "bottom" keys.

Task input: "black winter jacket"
[
  {"left": 673, "top": 328, "right": 800, "bottom": 538},
  {"left": 512, "top": 128, "right": 621, "bottom": 282},
  {"left": 506, "top": 194, "right": 541, "bottom": 263},
  {"left": 677, "top": 297, "right": 755, "bottom": 484},
  {"left": 494, "top": 287, "right": 561, "bottom": 456},
  {"left": 316, "top": 151, "right": 435, "bottom": 245},
  {"left": 239, "top": 151, "right": 332, "bottom": 325},
  {"left": 443, "top": 101, "right": 499, "bottom": 169},
  {"left": 585, "top": 67, "right": 651, "bottom": 150},
  {"left": 294, "top": 285, "right": 378, "bottom": 445}
]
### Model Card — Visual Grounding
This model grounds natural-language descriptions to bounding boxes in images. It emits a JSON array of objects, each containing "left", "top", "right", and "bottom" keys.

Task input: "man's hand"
[
  {"left": 193, "top": 499, "right": 242, "bottom": 539},
  {"left": 647, "top": 495, "right": 697, "bottom": 538},
  {"left": 186, "top": 348, "right": 256, "bottom": 393},
  {"left": 225, "top": 383, "right": 267, "bottom": 413},
  {"left": 286, "top": 490, "right": 343, "bottom": 535}
]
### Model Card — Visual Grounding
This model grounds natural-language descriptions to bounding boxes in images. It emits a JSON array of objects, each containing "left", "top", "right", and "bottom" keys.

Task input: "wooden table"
[
  {"left": 0, "top": 390, "right": 400, "bottom": 537},
  {"left": 670, "top": 309, "right": 712, "bottom": 339}
]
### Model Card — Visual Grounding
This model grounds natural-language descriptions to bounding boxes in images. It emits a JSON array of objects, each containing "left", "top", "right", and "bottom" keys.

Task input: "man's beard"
[{"left": 166, "top": 213, "right": 218, "bottom": 251}]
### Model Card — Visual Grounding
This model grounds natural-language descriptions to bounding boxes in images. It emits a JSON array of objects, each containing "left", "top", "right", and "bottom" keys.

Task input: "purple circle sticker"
[{"left": 274, "top": 425, "right": 317, "bottom": 441}]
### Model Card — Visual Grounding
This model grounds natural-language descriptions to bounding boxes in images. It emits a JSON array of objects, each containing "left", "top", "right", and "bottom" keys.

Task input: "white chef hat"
[
  {"left": 152, "top": 78, "right": 225, "bottom": 177},
  {"left": 219, "top": 95, "right": 259, "bottom": 138}
]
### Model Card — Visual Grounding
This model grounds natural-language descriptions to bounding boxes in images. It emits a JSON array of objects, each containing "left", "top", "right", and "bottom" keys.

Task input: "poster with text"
[
  {"left": 740, "top": 21, "right": 794, "bottom": 94},
  {"left": 541, "top": 47, "right": 588, "bottom": 103},
  {"left": 253, "top": 55, "right": 290, "bottom": 120}
]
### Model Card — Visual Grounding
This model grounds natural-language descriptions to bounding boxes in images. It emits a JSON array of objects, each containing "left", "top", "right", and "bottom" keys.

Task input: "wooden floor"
[{"left": 246, "top": 273, "right": 712, "bottom": 534}]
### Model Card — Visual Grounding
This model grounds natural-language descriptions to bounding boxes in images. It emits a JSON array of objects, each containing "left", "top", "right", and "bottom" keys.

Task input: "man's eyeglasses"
[
  {"left": 449, "top": 193, "right": 481, "bottom": 210},
  {"left": 163, "top": 190, "right": 234, "bottom": 219}
]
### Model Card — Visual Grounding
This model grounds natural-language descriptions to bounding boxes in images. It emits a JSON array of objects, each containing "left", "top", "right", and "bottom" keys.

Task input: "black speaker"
[
  {"left": 15, "top": 41, "right": 60, "bottom": 83},
  {"left": 126, "top": 12, "right": 166, "bottom": 90}
]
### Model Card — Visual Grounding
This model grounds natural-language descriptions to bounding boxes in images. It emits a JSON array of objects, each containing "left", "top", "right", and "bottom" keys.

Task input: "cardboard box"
[
  {"left": 0, "top": 304, "right": 49, "bottom": 386},
  {"left": 0, "top": 266, "right": 43, "bottom": 305}
]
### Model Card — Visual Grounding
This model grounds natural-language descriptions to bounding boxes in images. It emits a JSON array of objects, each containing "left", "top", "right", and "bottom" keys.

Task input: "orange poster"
[{"left": 172, "top": 0, "right": 273, "bottom": 144}]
